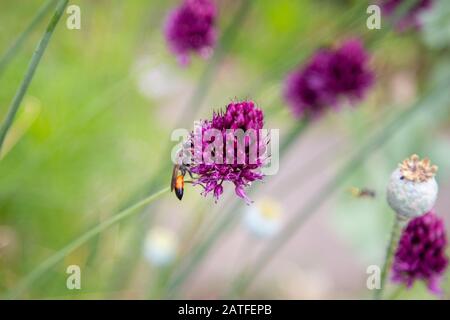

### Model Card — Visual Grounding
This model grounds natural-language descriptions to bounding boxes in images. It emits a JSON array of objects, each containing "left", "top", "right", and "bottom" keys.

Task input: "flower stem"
[
  {"left": 4, "top": 187, "right": 169, "bottom": 299},
  {"left": 0, "top": 0, "right": 57, "bottom": 76},
  {"left": 387, "top": 284, "right": 405, "bottom": 300},
  {"left": 375, "top": 217, "right": 402, "bottom": 300},
  {"left": 229, "top": 77, "right": 450, "bottom": 297},
  {"left": 106, "top": 0, "right": 254, "bottom": 294},
  {"left": 0, "top": 0, "right": 68, "bottom": 153},
  {"left": 164, "top": 119, "right": 310, "bottom": 298}
]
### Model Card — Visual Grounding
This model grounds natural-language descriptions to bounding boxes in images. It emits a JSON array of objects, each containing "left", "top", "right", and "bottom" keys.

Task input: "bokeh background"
[{"left": 1, "top": 0, "right": 450, "bottom": 299}]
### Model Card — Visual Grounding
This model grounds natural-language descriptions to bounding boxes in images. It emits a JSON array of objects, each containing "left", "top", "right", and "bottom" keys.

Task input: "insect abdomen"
[{"left": 175, "top": 175, "right": 184, "bottom": 200}]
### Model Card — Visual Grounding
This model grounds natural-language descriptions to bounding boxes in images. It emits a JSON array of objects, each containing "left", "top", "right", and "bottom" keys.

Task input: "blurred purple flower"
[
  {"left": 326, "top": 39, "right": 374, "bottom": 103},
  {"left": 381, "top": 0, "right": 434, "bottom": 31},
  {"left": 283, "top": 38, "right": 374, "bottom": 119},
  {"left": 283, "top": 50, "right": 336, "bottom": 118},
  {"left": 391, "top": 210, "right": 448, "bottom": 294},
  {"left": 187, "top": 100, "right": 266, "bottom": 202},
  {"left": 164, "top": 0, "right": 217, "bottom": 65}
]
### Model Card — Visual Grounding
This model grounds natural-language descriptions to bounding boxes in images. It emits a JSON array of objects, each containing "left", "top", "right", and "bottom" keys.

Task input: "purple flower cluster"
[
  {"left": 391, "top": 210, "right": 448, "bottom": 294},
  {"left": 381, "top": 0, "right": 434, "bottom": 31},
  {"left": 164, "top": 0, "right": 217, "bottom": 65},
  {"left": 283, "top": 39, "right": 374, "bottom": 119},
  {"left": 188, "top": 101, "right": 266, "bottom": 202}
]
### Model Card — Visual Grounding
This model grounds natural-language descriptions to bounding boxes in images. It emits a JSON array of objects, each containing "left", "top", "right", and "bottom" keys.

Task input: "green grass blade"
[
  {"left": 0, "top": 0, "right": 57, "bottom": 76},
  {"left": 4, "top": 186, "right": 169, "bottom": 299},
  {"left": 164, "top": 119, "right": 310, "bottom": 297},
  {"left": 105, "top": 0, "right": 254, "bottom": 294},
  {"left": 0, "top": 0, "right": 68, "bottom": 153},
  {"left": 374, "top": 218, "right": 402, "bottom": 299},
  {"left": 231, "top": 77, "right": 450, "bottom": 296}
]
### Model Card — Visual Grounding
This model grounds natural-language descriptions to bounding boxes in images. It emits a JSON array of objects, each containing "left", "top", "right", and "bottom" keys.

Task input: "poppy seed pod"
[{"left": 386, "top": 154, "right": 438, "bottom": 219}]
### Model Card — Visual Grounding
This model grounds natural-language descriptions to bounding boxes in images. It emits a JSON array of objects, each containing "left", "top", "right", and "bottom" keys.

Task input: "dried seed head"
[
  {"left": 387, "top": 155, "right": 439, "bottom": 218},
  {"left": 399, "top": 154, "right": 438, "bottom": 183}
]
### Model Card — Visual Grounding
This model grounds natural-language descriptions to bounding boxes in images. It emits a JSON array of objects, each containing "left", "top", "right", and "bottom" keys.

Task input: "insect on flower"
[
  {"left": 170, "top": 163, "right": 193, "bottom": 201},
  {"left": 170, "top": 100, "right": 267, "bottom": 203}
]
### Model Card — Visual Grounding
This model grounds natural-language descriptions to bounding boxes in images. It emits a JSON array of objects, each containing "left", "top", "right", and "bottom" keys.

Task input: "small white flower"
[
  {"left": 386, "top": 155, "right": 438, "bottom": 219},
  {"left": 133, "top": 56, "right": 186, "bottom": 100},
  {"left": 143, "top": 227, "right": 178, "bottom": 267},
  {"left": 243, "top": 198, "right": 282, "bottom": 238}
]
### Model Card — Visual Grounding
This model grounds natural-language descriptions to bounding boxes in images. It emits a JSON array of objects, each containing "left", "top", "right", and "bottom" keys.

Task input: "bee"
[
  {"left": 349, "top": 187, "right": 376, "bottom": 199},
  {"left": 171, "top": 164, "right": 193, "bottom": 200}
]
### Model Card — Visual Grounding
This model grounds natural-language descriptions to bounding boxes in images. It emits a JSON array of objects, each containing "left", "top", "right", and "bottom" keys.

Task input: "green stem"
[
  {"left": 246, "top": 1, "right": 368, "bottom": 95},
  {"left": 0, "top": 0, "right": 68, "bottom": 153},
  {"left": 181, "top": 0, "right": 252, "bottom": 123},
  {"left": 4, "top": 187, "right": 169, "bottom": 299},
  {"left": 375, "top": 218, "right": 402, "bottom": 300},
  {"left": 230, "top": 77, "right": 450, "bottom": 296},
  {"left": 366, "top": 0, "right": 419, "bottom": 50},
  {"left": 0, "top": 0, "right": 57, "bottom": 76},
  {"left": 131, "top": 0, "right": 253, "bottom": 201},
  {"left": 106, "top": 0, "right": 253, "bottom": 294},
  {"left": 387, "top": 284, "right": 405, "bottom": 300},
  {"left": 164, "top": 120, "right": 310, "bottom": 298},
  {"left": 163, "top": 1, "right": 397, "bottom": 295},
  {"left": 165, "top": 0, "right": 436, "bottom": 295},
  {"left": 280, "top": 118, "right": 309, "bottom": 153}
]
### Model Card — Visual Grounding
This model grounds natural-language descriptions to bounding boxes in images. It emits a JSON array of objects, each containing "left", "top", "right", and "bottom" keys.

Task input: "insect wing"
[{"left": 171, "top": 164, "right": 179, "bottom": 192}]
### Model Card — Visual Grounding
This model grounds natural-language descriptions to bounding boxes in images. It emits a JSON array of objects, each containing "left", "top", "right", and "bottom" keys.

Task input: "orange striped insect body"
[{"left": 171, "top": 164, "right": 192, "bottom": 200}]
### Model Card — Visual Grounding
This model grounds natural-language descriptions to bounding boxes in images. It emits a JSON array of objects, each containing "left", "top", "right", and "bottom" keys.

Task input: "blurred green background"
[{"left": 0, "top": 0, "right": 450, "bottom": 299}]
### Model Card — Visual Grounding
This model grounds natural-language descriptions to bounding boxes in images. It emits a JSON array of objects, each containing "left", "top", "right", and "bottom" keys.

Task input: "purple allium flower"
[
  {"left": 283, "top": 50, "right": 336, "bottom": 118},
  {"left": 381, "top": 0, "right": 434, "bottom": 31},
  {"left": 186, "top": 100, "right": 266, "bottom": 202},
  {"left": 391, "top": 210, "right": 448, "bottom": 294},
  {"left": 283, "top": 39, "right": 374, "bottom": 119},
  {"left": 325, "top": 39, "right": 374, "bottom": 102},
  {"left": 164, "top": 0, "right": 217, "bottom": 65}
]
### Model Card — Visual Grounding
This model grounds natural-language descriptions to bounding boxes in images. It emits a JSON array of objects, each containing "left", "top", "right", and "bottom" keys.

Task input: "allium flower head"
[
  {"left": 381, "top": 0, "right": 434, "bottom": 31},
  {"left": 284, "top": 50, "right": 335, "bottom": 118},
  {"left": 392, "top": 210, "right": 448, "bottom": 294},
  {"left": 325, "top": 39, "right": 374, "bottom": 101},
  {"left": 182, "top": 100, "right": 266, "bottom": 202},
  {"left": 164, "top": 0, "right": 217, "bottom": 65},
  {"left": 283, "top": 38, "right": 374, "bottom": 119},
  {"left": 387, "top": 154, "right": 438, "bottom": 219}
]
